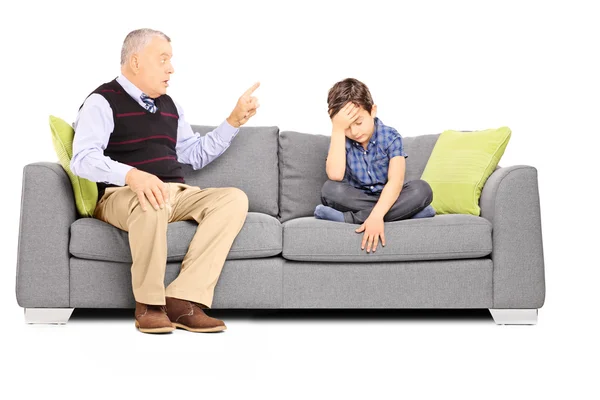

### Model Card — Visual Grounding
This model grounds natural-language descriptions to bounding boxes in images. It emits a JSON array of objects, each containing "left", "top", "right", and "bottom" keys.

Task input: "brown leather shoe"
[
  {"left": 165, "top": 297, "right": 226, "bottom": 332},
  {"left": 134, "top": 302, "right": 175, "bottom": 334}
]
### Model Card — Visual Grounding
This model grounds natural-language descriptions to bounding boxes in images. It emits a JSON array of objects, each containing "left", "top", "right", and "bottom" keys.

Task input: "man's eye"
[{"left": 161, "top": 59, "right": 166, "bottom": 63}]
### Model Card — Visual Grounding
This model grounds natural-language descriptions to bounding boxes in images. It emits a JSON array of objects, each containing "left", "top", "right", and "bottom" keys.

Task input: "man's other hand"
[{"left": 125, "top": 168, "right": 169, "bottom": 212}]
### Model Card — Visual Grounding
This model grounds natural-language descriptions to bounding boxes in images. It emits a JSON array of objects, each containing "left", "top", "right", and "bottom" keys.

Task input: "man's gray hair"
[{"left": 120, "top": 29, "right": 171, "bottom": 66}]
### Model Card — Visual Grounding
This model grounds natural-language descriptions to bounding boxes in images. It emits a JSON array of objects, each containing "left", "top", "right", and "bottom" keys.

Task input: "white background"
[{"left": 2, "top": 0, "right": 599, "bottom": 398}]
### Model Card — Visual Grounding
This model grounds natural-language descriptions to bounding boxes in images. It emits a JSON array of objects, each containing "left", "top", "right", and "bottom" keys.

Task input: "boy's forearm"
[
  {"left": 370, "top": 179, "right": 403, "bottom": 219},
  {"left": 326, "top": 129, "right": 347, "bottom": 181}
]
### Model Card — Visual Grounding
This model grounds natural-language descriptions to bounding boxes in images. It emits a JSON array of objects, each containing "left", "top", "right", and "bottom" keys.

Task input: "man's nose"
[{"left": 350, "top": 125, "right": 359, "bottom": 135}]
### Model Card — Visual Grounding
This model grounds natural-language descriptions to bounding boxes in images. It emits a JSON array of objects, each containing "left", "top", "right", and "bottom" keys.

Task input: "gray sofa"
[{"left": 16, "top": 125, "right": 545, "bottom": 325}]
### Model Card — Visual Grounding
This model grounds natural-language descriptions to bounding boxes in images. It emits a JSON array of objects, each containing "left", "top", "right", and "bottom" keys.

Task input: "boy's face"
[{"left": 345, "top": 104, "right": 378, "bottom": 145}]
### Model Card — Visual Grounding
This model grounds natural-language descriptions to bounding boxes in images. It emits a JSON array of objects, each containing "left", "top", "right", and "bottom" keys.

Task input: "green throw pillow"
[
  {"left": 49, "top": 115, "right": 98, "bottom": 217},
  {"left": 421, "top": 127, "right": 511, "bottom": 215}
]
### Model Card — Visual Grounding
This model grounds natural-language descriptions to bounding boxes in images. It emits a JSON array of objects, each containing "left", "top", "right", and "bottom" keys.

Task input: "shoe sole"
[
  {"left": 135, "top": 320, "right": 175, "bottom": 334},
  {"left": 172, "top": 322, "right": 227, "bottom": 333}
]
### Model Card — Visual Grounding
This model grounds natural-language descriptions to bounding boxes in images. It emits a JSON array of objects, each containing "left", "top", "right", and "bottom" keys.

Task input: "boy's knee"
[
  {"left": 415, "top": 179, "right": 433, "bottom": 203},
  {"left": 321, "top": 180, "right": 346, "bottom": 202}
]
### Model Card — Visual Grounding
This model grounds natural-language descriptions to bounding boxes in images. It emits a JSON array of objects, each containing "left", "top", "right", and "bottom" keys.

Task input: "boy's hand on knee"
[
  {"left": 125, "top": 168, "right": 169, "bottom": 212},
  {"left": 331, "top": 102, "right": 360, "bottom": 132},
  {"left": 356, "top": 216, "right": 386, "bottom": 253}
]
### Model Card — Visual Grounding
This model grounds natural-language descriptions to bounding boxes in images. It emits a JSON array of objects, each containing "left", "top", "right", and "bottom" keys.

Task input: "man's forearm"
[
  {"left": 70, "top": 149, "right": 134, "bottom": 186},
  {"left": 370, "top": 179, "right": 403, "bottom": 219},
  {"left": 326, "top": 130, "right": 346, "bottom": 181},
  {"left": 176, "top": 119, "right": 239, "bottom": 170}
]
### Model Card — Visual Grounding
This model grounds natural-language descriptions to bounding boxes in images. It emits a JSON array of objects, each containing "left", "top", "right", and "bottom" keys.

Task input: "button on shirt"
[
  {"left": 70, "top": 74, "right": 240, "bottom": 186},
  {"left": 344, "top": 117, "right": 407, "bottom": 194}
]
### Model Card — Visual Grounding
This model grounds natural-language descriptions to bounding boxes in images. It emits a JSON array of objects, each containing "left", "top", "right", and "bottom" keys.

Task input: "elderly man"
[{"left": 71, "top": 28, "right": 259, "bottom": 334}]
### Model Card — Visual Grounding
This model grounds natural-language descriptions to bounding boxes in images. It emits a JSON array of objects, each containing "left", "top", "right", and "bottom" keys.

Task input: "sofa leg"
[
  {"left": 24, "top": 308, "right": 74, "bottom": 324},
  {"left": 489, "top": 309, "right": 538, "bottom": 325}
]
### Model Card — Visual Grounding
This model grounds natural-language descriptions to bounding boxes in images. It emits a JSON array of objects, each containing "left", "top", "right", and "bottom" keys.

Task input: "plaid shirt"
[{"left": 344, "top": 117, "right": 407, "bottom": 194}]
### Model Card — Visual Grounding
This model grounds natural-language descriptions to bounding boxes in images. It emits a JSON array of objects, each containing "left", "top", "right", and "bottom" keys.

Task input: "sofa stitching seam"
[{"left": 283, "top": 248, "right": 493, "bottom": 257}]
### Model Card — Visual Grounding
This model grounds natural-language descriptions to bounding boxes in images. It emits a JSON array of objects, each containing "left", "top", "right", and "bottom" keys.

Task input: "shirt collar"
[
  {"left": 347, "top": 117, "right": 382, "bottom": 149},
  {"left": 371, "top": 117, "right": 383, "bottom": 145},
  {"left": 116, "top": 74, "right": 147, "bottom": 104}
]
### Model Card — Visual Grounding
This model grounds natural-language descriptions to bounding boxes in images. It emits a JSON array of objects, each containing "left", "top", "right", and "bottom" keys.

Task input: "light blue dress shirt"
[{"left": 71, "top": 74, "right": 239, "bottom": 186}]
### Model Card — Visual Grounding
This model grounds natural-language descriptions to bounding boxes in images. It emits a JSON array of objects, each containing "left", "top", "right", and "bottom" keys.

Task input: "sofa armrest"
[
  {"left": 16, "top": 162, "right": 76, "bottom": 308},
  {"left": 479, "top": 165, "right": 545, "bottom": 308}
]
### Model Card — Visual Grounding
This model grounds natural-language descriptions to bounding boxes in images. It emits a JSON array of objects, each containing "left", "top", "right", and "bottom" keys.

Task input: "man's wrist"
[
  {"left": 125, "top": 167, "right": 137, "bottom": 185},
  {"left": 227, "top": 115, "right": 241, "bottom": 128}
]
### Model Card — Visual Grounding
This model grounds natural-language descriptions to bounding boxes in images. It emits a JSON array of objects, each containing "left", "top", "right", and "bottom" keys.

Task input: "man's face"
[
  {"left": 135, "top": 36, "right": 174, "bottom": 98},
  {"left": 345, "top": 104, "right": 377, "bottom": 145}
]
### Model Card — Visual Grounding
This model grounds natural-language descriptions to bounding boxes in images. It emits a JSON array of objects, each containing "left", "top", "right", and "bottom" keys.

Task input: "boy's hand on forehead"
[{"left": 331, "top": 102, "right": 360, "bottom": 132}]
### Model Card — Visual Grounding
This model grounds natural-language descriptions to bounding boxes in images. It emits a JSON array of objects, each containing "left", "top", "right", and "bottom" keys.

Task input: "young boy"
[{"left": 315, "top": 78, "right": 435, "bottom": 253}]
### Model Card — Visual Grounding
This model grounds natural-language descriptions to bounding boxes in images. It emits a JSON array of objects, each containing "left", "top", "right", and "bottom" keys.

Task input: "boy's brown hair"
[{"left": 327, "top": 78, "right": 374, "bottom": 118}]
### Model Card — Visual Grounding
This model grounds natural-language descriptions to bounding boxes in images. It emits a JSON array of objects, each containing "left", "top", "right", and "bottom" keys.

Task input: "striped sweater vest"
[{"left": 80, "top": 78, "right": 184, "bottom": 199}]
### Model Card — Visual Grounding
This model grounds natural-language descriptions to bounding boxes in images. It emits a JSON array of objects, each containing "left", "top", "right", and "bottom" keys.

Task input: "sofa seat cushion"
[
  {"left": 282, "top": 214, "right": 492, "bottom": 262},
  {"left": 70, "top": 212, "right": 282, "bottom": 263}
]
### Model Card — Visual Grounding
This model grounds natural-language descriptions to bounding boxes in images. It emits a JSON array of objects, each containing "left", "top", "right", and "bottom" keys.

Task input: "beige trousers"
[{"left": 93, "top": 183, "right": 248, "bottom": 307}]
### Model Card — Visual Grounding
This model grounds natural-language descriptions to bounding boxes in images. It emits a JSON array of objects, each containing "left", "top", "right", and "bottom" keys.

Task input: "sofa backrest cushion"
[
  {"left": 183, "top": 125, "right": 279, "bottom": 217},
  {"left": 278, "top": 130, "right": 440, "bottom": 222},
  {"left": 278, "top": 131, "right": 330, "bottom": 222}
]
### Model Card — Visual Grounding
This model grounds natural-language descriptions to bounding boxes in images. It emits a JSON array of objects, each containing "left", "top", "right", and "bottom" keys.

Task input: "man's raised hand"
[{"left": 227, "top": 82, "right": 260, "bottom": 128}]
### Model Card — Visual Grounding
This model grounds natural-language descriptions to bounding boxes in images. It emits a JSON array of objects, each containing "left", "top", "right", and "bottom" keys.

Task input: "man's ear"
[
  {"left": 130, "top": 54, "right": 140, "bottom": 74},
  {"left": 371, "top": 104, "right": 378, "bottom": 118}
]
